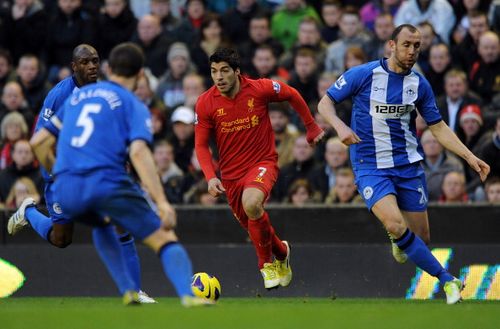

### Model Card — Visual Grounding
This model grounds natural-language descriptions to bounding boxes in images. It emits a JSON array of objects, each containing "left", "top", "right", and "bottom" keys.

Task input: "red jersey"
[{"left": 195, "top": 76, "right": 314, "bottom": 181}]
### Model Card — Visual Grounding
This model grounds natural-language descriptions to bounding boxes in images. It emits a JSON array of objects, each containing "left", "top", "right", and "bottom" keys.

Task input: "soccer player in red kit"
[{"left": 195, "top": 48, "right": 324, "bottom": 289}]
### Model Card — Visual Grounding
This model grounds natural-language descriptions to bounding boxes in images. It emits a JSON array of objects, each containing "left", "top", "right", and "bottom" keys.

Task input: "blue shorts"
[
  {"left": 52, "top": 171, "right": 161, "bottom": 240},
  {"left": 354, "top": 162, "right": 428, "bottom": 212},
  {"left": 44, "top": 181, "right": 73, "bottom": 225}
]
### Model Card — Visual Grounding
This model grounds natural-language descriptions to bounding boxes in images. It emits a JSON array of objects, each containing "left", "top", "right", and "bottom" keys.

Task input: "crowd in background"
[{"left": 0, "top": 0, "right": 499, "bottom": 209}]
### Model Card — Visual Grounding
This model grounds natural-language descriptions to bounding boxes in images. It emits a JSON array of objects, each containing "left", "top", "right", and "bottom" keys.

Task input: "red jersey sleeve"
[
  {"left": 194, "top": 97, "right": 217, "bottom": 181},
  {"left": 259, "top": 79, "right": 323, "bottom": 143}
]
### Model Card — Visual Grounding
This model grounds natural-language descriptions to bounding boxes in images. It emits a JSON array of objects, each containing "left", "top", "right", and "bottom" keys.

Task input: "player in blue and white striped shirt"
[{"left": 318, "top": 24, "right": 490, "bottom": 304}]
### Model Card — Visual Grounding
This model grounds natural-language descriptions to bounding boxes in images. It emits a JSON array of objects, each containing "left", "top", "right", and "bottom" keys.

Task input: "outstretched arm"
[
  {"left": 281, "top": 84, "right": 324, "bottom": 145},
  {"left": 428, "top": 120, "right": 490, "bottom": 181},
  {"left": 30, "top": 128, "right": 57, "bottom": 173},
  {"left": 317, "top": 95, "right": 361, "bottom": 145}
]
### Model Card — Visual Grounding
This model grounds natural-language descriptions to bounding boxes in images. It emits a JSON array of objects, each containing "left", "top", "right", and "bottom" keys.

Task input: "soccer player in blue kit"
[
  {"left": 48, "top": 42, "right": 210, "bottom": 306},
  {"left": 7, "top": 44, "right": 155, "bottom": 303},
  {"left": 318, "top": 24, "right": 490, "bottom": 304}
]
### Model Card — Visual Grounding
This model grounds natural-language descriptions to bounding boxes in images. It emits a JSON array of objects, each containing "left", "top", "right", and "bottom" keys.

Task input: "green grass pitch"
[{"left": 1, "top": 297, "right": 498, "bottom": 329}]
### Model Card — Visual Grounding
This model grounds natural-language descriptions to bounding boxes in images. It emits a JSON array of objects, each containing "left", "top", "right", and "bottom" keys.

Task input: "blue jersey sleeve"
[
  {"left": 326, "top": 66, "right": 365, "bottom": 103},
  {"left": 416, "top": 77, "right": 442, "bottom": 125},
  {"left": 127, "top": 98, "right": 153, "bottom": 144}
]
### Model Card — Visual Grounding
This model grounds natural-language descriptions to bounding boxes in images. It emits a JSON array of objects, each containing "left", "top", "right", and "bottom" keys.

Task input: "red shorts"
[{"left": 223, "top": 161, "right": 279, "bottom": 229}]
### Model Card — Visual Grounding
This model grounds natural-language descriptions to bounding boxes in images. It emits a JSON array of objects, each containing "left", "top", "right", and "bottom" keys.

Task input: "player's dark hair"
[
  {"left": 108, "top": 42, "right": 145, "bottom": 78},
  {"left": 391, "top": 24, "right": 418, "bottom": 42},
  {"left": 209, "top": 47, "right": 241, "bottom": 71}
]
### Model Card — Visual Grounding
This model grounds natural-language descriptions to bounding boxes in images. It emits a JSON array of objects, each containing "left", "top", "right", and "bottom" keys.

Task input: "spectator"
[
  {"left": 150, "top": 107, "right": 169, "bottom": 142},
  {"left": 344, "top": 46, "right": 367, "bottom": 71},
  {"left": 452, "top": 0, "right": 488, "bottom": 45},
  {"left": 285, "top": 178, "right": 314, "bottom": 206},
  {"left": 247, "top": 44, "right": 283, "bottom": 79},
  {"left": 484, "top": 176, "right": 500, "bottom": 203},
  {"left": 5, "top": 0, "right": 48, "bottom": 63},
  {"left": 186, "top": 180, "right": 220, "bottom": 205},
  {"left": 173, "top": 0, "right": 206, "bottom": 45},
  {"left": 153, "top": 139, "right": 184, "bottom": 203},
  {"left": 420, "top": 128, "right": 464, "bottom": 201},
  {"left": 238, "top": 13, "right": 284, "bottom": 73},
  {"left": 181, "top": 72, "right": 206, "bottom": 108},
  {"left": 0, "top": 81, "right": 33, "bottom": 129},
  {"left": 0, "top": 112, "right": 29, "bottom": 170},
  {"left": 439, "top": 171, "right": 469, "bottom": 203},
  {"left": 45, "top": 0, "right": 97, "bottom": 82},
  {"left": 132, "top": 14, "right": 174, "bottom": 78},
  {"left": 360, "top": 0, "right": 402, "bottom": 32},
  {"left": 15, "top": 54, "right": 51, "bottom": 113},
  {"left": 220, "top": 0, "right": 269, "bottom": 45},
  {"left": 478, "top": 116, "right": 500, "bottom": 178},
  {"left": 0, "top": 139, "right": 43, "bottom": 202},
  {"left": 308, "top": 137, "right": 349, "bottom": 202},
  {"left": 271, "top": 0, "right": 320, "bottom": 50},
  {"left": 452, "top": 10, "right": 489, "bottom": 72},
  {"left": 365, "top": 12, "right": 395, "bottom": 61},
  {"left": 468, "top": 31, "right": 500, "bottom": 104},
  {"left": 320, "top": 0, "right": 342, "bottom": 44},
  {"left": 156, "top": 42, "right": 194, "bottom": 110},
  {"left": 324, "top": 7, "right": 371, "bottom": 76},
  {"left": 97, "top": 0, "right": 137, "bottom": 60},
  {"left": 182, "top": 151, "right": 216, "bottom": 204},
  {"left": 134, "top": 73, "right": 167, "bottom": 113},
  {"left": 395, "top": 0, "right": 456, "bottom": 44},
  {"left": 150, "top": 0, "right": 180, "bottom": 34},
  {"left": 424, "top": 43, "right": 452, "bottom": 97},
  {"left": 272, "top": 134, "right": 316, "bottom": 202},
  {"left": 279, "top": 16, "right": 328, "bottom": 71},
  {"left": 168, "top": 106, "right": 195, "bottom": 173},
  {"left": 4, "top": 176, "right": 40, "bottom": 208},
  {"left": 436, "top": 69, "right": 483, "bottom": 132},
  {"left": 190, "top": 14, "right": 230, "bottom": 85},
  {"left": 0, "top": 49, "right": 14, "bottom": 94},
  {"left": 288, "top": 47, "right": 320, "bottom": 106},
  {"left": 325, "top": 168, "right": 363, "bottom": 204},
  {"left": 416, "top": 21, "right": 441, "bottom": 73},
  {"left": 269, "top": 102, "right": 299, "bottom": 168}
]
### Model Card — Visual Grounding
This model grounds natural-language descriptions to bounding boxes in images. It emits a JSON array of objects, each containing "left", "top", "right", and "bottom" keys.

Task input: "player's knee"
[
  {"left": 242, "top": 200, "right": 263, "bottom": 219},
  {"left": 385, "top": 221, "right": 407, "bottom": 239},
  {"left": 51, "top": 235, "right": 72, "bottom": 248}
]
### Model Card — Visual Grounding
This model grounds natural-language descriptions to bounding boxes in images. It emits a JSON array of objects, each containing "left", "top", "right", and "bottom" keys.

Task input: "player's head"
[
  {"left": 71, "top": 44, "right": 99, "bottom": 86},
  {"left": 209, "top": 48, "right": 241, "bottom": 97},
  {"left": 388, "top": 24, "right": 421, "bottom": 72},
  {"left": 108, "top": 42, "right": 145, "bottom": 79}
]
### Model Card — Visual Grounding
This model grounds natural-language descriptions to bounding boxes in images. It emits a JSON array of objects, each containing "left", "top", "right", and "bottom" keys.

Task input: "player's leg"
[
  {"left": 372, "top": 195, "right": 462, "bottom": 303},
  {"left": 114, "top": 225, "right": 156, "bottom": 303},
  {"left": 401, "top": 211, "right": 430, "bottom": 244}
]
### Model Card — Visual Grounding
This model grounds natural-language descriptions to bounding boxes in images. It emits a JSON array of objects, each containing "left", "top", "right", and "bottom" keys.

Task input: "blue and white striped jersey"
[{"left": 327, "top": 59, "right": 442, "bottom": 170}]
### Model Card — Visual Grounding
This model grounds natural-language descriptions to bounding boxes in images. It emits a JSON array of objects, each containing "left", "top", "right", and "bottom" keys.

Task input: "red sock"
[
  {"left": 247, "top": 212, "right": 273, "bottom": 269},
  {"left": 270, "top": 225, "right": 287, "bottom": 261}
]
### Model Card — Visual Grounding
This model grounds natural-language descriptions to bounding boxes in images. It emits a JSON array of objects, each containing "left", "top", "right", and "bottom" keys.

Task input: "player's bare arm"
[
  {"left": 317, "top": 95, "right": 361, "bottom": 145},
  {"left": 129, "top": 140, "right": 177, "bottom": 228},
  {"left": 428, "top": 120, "right": 490, "bottom": 181},
  {"left": 30, "top": 128, "right": 57, "bottom": 173}
]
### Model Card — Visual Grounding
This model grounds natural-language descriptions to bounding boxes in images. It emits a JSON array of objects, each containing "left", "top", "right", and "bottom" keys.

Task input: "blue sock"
[
  {"left": 25, "top": 206, "right": 52, "bottom": 241},
  {"left": 118, "top": 233, "right": 141, "bottom": 291},
  {"left": 159, "top": 242, "right": 193, "bottom": 297},
  {"left": 92, "top": 225, "right": 135, "bottom": 295},
  {"left": 395, "top": 229, "right": 454, "bottom": 283}
]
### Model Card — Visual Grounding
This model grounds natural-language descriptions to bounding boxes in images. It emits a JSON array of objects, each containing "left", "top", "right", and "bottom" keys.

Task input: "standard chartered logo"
[{"left": 220, "top": 115, "right": 260, "bottom": 133}]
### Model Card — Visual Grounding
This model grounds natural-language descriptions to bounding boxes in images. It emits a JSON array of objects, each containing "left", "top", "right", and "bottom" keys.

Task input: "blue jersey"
[
  {"left": 53, "top": 81, "right": 152, "bottom": 176},
  {"left": 35, "top": 76, "right": 80, "bottom": 181},
  {"left": 327, "top": 59, "right": 442, "bottom": 170}
]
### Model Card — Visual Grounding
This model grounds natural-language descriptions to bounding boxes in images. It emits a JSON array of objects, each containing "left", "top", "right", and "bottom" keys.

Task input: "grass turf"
[{"left": 1, "top": 297, "right": 498, "bottom": 329}]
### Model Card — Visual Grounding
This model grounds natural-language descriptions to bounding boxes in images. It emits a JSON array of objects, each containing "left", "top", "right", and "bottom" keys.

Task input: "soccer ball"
[{"left": 191, "top": 272, "right": 221, "bottom": 301}]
